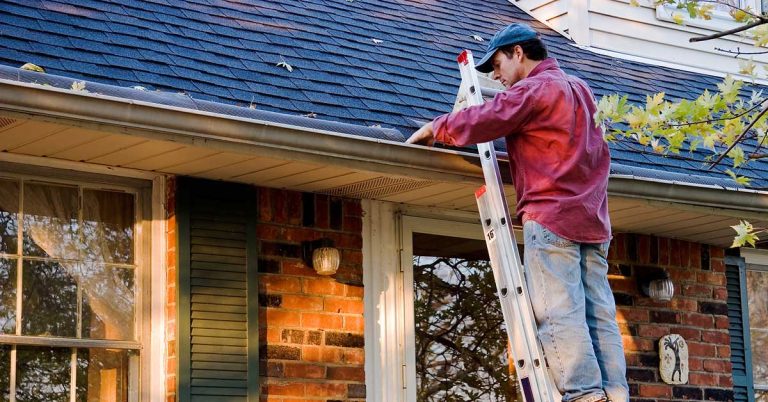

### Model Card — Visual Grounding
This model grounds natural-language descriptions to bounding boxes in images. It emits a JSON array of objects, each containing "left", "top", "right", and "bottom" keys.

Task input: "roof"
[{"left": 0, "top": 0, "right": 766, "bottom": 187}]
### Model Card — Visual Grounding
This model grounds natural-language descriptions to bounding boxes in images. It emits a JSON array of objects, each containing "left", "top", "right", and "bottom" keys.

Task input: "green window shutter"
[
  {"left": 178, "top": 178, "right": 259, "bottom": 402},
  {"left": 726, "top": 256, "right": 755, "bottom": 402}
]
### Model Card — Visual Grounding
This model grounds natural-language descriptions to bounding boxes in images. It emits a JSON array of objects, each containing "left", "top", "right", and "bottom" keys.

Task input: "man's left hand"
[{"left": 406, "top": 122, "right": 435, "bottom": 146}]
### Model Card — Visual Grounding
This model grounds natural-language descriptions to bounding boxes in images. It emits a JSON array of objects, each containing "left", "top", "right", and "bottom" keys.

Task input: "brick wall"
[
  {"left": 608, "top": 233, "right": 733, "bottom": 402},
  {"left": 165, "top": 176, "right": 178, "bottom": 402},
  {"left": 257, "top": 188, "right": 365, "bottom": 401}
]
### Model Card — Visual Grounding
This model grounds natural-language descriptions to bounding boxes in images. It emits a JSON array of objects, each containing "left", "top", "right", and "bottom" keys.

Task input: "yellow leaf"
[
  {"left": 672, "top": 12, "right": 684, "bottom": 25},
  {"left": 70, "top": 81, "right": 87, "bottom": 92},
  {"left": 20, "top": 63, "right": 45, "bottom": 73},
  {"left": 738, "top": 58, "right": 757, "bottom": 77},
  {"left": 731, "top": 220, "right": 759, "bottom": 247},
  {"left": 630, "top": 0, "right": 640, "bottom": 6}
]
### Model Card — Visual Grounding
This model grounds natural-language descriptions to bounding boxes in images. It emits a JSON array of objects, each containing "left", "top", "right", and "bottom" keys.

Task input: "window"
[
  {"left": 746, "top": 264, "right": 767, "bottom": 401},
  {"left": 0, "top": 177, "right": 141, "bottom": 402},
  {"left": 656, "top": 0, "right": 762, "bottom": 32}
]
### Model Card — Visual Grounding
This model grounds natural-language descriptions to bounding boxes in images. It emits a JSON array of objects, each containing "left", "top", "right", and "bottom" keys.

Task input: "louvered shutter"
[
  {"left": 178, "top": 178, "right": 259, "bottom": 402},
  {"left": 726, "top": 256, "right": 755, "bottom": 402}
]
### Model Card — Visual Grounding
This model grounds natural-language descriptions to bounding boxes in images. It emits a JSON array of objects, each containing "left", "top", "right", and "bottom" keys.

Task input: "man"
[{"left": 406, "top": 23, "right": 629, "bottom": 402}]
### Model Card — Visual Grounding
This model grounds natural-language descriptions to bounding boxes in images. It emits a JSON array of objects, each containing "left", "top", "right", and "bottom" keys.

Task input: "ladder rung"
[{"left": 480, "top": 86, "right": 504, "bottom": 98}]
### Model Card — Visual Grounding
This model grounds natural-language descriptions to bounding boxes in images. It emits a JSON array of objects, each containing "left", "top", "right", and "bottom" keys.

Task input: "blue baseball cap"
[{"left": 475, "top": 23, "right": 539, "bottom": 73}]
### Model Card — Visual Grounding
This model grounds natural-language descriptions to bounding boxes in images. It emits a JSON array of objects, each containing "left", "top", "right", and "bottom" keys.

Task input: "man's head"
[{"left": 475, "top": 23, "right": 548, "bottom": 87}]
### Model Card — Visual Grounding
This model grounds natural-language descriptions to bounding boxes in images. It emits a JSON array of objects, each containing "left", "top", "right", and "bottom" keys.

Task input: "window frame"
[
  {"left": 363, "top": 201, "right": 525, "bottom": 402},
  {"left": 0, "top": 169, "right": 152, "bottom": 402},
  {"left": 741, "top": 249, "right": 768, "bottom": 395}
]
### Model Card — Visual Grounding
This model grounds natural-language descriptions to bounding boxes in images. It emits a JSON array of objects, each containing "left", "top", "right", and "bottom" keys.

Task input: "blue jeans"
[{"left": 523, "top": 221, "right": 629, "bottom": 402}]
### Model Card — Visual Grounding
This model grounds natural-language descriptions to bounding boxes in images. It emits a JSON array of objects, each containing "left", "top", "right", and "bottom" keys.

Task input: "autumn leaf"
[
  {"left": 20, "top": 63, "right": 45, "bottom": 73},
  {"left": 71, "top": 81, "right": 87, "bottom": 92},
  {"left": 731, "top": 220, "right": 760, "bottom": 247},
  {"left": 672, "top": 12, "right": 685, "bottom": 24}
]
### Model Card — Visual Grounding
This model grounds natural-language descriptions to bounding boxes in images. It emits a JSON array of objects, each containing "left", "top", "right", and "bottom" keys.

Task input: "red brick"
[
  {"left": 342, "top": 249, "right": 363, "bottom": 266},
  {"left": 305, "top": 383, "right": 347, "bottom": 398},
  {"left": 344, "top": 199, "right": 363, "bottom": 217},
  {"left": 668, "top": 268, "right": 696, "bottom": 283},
  {"left": 689, "top": 372, "right": 718, "bottom": 386},
  {"left": 287, "top": 192, "right": 302, "bottom": 226},
  {"left": 719, "top": 374, "right": 734, "bottom": 387},
  {"left": 670, "top": 239, "right": 683, "bottom": 267},
  {"left": 703, "top": 359, "right": 731, "bottom": 373},
  {"left": 273, "top": 190, "right": 288, "bottom": 224},
  {"left": 281, "top": 260, "right": 316, "bottom": 276},
  {"left": 257, "top": 224, "right": 282, "bottom": 240},
  {"left": 688, "top": 357, "right": 703, "bottom": 371},
  {"left": 262, "top": 308, "right": 301, "bottom": 327},
  {"left": 327, "top": 366, "right": 365, "bottom": 381},
  {"left": 698, "top": 272, "right": 726, "bottom": 286},
  {"left": 344, "top": 316, "right": 365, "bottom": 332},
  {"left": 637, "top": 324, "right": 670, "bottom": 338},
  {"left": 689, "top": 243, "right": 702, "bottom": 269},
  {"left": 315, "top": 195, "right": 330, "bottom": 229},
  {"left": 702, "top": 330, "right": 730, "bottom": 345},
  {"left": 710, "top": 259, "right": 726, "bottom": 273},
  {"left": 682, "top": 284, "right": 712, "bottom": 298},
  {"left": 713, "top": 287, "right": 728, "bottom": 301},
  {"left": 639, "top": 384, "right": 671, "bottom": 398},
  {"left": 304, "top": 278, "right": 346, "bottom": 296},
  {"left": 343, "top": 216, "right": 363, "bottom": 233},
  {"left": 715, "top": 316, "right": 730, "bottom": 329},
  {"left": 710, "top": 246, "right": 725, "bottom": 259},
  {"left": 342, "top": 348, "right": 365, "bottom": 365},
  {"left": 657, "top": 237, "right": 671, "bottom": 266},
  {"left": 346, "top": 284, "right": 364, "bottom": 298},
  {"left": 259, "top": 188, "right": 273, "bottom": 222},
  {"left": 614, "top": 233, "right": 628, "bottom": 261},
  {"left": 301, "top": 312, "right": 344, "bottom": 329},
  {"left": 669, "top": 327, "right": 701, "bottom": 341},
  {"left": 682, "top": 312, "right": 714, "bottom": 328},
  {"left": 283, "top": 362, "right": 326, "bottom": 379},
  {"left": 638, "top": 235, "right": 652, "bottom": 264},
  {"left": 609, "top": 278, "right": 637, "bottom": 293},
  {"left": 670, "top": 298, "right": 698, "bottom": 311},
  {"left": 324, "top": 297, "right": 364, "bottom": 314},
  {"left": 623, "top": 336, "right": 654, "bottom": 352},
  {"left": 688, "top": 342, "right": 717, "bottom": 358},
  {"left": 261, "top": 275, "right": 302, "bottom": 294},
  {"left": 281, "top": 295, "right": 324, "bottom": 311},
  {"left": 717, "top": 345, "right": 731, "bottom": 358},
  {"left": 616, "top": 307, "right": 649, "bottom": 323},
  {"left": 262, "top": 382, "right": 305, "bottom": 397}
]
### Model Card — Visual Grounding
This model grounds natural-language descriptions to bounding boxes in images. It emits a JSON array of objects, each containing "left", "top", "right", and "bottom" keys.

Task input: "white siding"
[{"left": 510, "top": 0, "right": 768, "bottom": 79}]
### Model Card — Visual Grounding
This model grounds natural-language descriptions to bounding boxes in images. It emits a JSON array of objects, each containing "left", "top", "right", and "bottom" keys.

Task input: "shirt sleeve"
[{"left": 432, "top": 82, "right": 537, "bottom": 147}]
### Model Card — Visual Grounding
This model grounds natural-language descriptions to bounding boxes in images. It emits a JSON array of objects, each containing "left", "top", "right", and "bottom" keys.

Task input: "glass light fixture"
[
  {"left": 647, "top": 278, "right": 675, "bottom": 302},
  {"left": 312, "top": 246, "right": 340, "bottom": 276}
]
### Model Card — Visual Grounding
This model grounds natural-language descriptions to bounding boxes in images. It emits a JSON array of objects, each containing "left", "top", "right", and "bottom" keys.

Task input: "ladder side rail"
[{"left": 457, "top": 50, "right": 560, "bottom": 402}]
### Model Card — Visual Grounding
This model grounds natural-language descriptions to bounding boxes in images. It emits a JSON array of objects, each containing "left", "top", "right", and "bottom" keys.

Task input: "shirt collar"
[{"left": 527, "top": 57, "right": 559, "bottom": 78}]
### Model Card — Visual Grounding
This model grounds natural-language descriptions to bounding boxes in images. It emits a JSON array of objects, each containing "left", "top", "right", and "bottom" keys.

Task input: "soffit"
[{"left": 0, "top": 114, "right": 764, "bottom": 248}]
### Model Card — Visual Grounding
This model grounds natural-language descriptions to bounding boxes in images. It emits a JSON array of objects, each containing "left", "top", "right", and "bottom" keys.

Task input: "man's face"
[{"left": 491, "top": 46, "right": 523, "bottom": 88}]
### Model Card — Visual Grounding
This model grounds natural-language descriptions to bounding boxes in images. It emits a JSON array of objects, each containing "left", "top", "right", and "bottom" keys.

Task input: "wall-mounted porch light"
[
  {"left": 302, "top": 238, "right": 340, "bottom": 276},
  {"left": 637, "top": 267, "right": 675, "bottom": 302}
]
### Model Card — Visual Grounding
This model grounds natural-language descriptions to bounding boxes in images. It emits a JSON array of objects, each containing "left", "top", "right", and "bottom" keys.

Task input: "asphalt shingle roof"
[{"left": 0, "top": 0, "right": 767, "bottom": 187}]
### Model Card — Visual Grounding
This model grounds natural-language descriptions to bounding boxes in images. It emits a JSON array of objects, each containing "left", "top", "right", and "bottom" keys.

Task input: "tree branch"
[
  {"left": 715, "top": 46, "right": 768, "bottom": 56},
  {"left": 690, "top": 18, "right": 768, "bottom": 42},
  {"left": 663, "top": 98, "right": 767, "bottom": 127},
  {"left": 709, "top": 101, "right": 768, "bottom": 169}
]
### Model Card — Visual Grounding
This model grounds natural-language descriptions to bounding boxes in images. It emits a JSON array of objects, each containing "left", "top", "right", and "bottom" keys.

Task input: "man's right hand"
[{"left": 406, "top": 122, "right": 435, "bottom": 146}]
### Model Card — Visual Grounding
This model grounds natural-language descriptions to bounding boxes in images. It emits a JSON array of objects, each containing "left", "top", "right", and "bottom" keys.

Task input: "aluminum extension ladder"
[{"left": 453, "top": 50, "right": 562, "bottom": 402}]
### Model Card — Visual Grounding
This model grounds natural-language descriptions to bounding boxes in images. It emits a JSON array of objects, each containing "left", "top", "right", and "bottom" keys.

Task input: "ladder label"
[{"left": 485, "top": 227, "right": 496, "bottom": 244}]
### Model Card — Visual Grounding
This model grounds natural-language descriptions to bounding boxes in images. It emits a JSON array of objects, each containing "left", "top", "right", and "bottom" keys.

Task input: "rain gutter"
[{"left": 0, "top": 78, "right": 766, "bottom": 217}]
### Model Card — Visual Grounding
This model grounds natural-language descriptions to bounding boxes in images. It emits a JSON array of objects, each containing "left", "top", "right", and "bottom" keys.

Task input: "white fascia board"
[{"left": 569, "top": 42, "right": 768, "bottom": 86}]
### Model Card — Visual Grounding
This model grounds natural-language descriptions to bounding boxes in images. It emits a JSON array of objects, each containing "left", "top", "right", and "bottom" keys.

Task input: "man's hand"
[{"left": 406, "top": 122, "right": 435, "bottom": 146}]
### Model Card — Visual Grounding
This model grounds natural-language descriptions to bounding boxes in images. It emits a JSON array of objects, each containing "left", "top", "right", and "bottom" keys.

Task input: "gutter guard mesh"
[{"left": 0, "top": 65, "right": 406, "bottom": 142}]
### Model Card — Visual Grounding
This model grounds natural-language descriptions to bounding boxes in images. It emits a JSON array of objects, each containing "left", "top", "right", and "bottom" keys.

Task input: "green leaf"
[
  {"left": 731, "top": 220, "right": 759, "bottom": 247},
  {"left": 717, "top": 75, "right": 744, "bottom": 104},
  {"left": 725, "top": 169, "right": 752, "bottom": 185},
  {"left": 20, "top": 63, "right": 45, "bottom": 73},
  {"left": 728, "top": 145, "right": 746, "bottom": 167}
]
